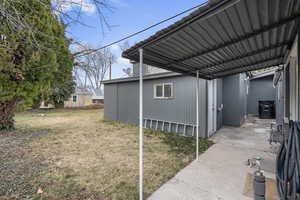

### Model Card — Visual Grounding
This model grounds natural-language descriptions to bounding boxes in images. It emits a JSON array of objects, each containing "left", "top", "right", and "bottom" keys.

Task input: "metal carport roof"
[{"left": 123, "top": 0, "right": 300, "bottom": 79}]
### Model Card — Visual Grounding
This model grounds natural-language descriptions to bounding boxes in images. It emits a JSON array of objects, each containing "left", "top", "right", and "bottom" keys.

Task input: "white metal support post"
[
  {"left": 139, "top": 48, "right": 144, "bottom": 200},
  {"left": 196, "top": 70, "right": 199, "bottom": 160}
]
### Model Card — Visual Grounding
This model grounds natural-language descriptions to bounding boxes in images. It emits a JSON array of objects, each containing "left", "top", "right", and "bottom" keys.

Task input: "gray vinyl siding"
[
  {"left": 104, "top": 75, "right": 208, "bottom": 138},
  {"left": 247, "top": 75, "right": 276, "bottom": 116},
  {"left": 222, "top": 74, "right": 248, "bottom": 126},
  {"left": 117, "top": 82, "right": 139, "bottom": 124},
  {"left": 104, "top": 82, "right": 139, "bottom": 124},
  {"left": 104, "top": 84, "right": 118, "bottom": 121}
]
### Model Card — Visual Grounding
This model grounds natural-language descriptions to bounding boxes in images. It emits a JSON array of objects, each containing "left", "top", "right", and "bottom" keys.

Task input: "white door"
[{"left": 207, "top": 79, "right": 217, "bottom": 137}]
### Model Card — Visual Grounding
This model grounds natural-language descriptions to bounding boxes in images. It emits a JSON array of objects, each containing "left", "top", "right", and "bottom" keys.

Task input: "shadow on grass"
[
  {"left": 102, "top": 120, "right": 214, "bottom": 157},
  {"left": 145, "top": 129, "right": 214, "bottom": 156}
]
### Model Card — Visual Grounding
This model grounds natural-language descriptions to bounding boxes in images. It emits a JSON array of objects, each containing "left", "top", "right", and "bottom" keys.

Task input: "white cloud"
[
  {"left": 117, "top": 57, "right": 130, "bottom": 65},
  {"left": 110, "top": 44, "right": 120, "bottom": 51},
  {"left": 109, "top": 0, "right": 129, "bottom": 8},
  {"left": 53, "top": 0, "right": 96, "bottom": 15}
]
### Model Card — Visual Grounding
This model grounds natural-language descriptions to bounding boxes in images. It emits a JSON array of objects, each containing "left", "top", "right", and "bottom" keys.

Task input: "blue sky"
[{"left": 67, "top": 0, "right": 207, "bottom": 79}]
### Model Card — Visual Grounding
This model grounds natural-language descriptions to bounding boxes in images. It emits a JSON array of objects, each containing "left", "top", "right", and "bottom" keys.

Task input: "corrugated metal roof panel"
[{"left": 123, "top": 0, "right": 300, "bottom": 79}]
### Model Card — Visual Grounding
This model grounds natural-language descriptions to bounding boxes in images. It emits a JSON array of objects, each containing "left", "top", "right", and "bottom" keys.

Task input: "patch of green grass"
[
  {"left": 147, "top": 129, "right": 213, "bottom": 155},
  {"left": 102, "top": 120, "right": 214, "bottom": 199},
  {"left": 102, "top": 120, "right": 136, "bottom": 129},
  {"left": 103, "top": 120, "right": 214, "bottom": 157}
]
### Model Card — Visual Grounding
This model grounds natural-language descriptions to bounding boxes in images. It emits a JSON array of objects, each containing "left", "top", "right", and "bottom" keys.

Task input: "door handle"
[{"left": 217, "top": 104, "right": 224, "bottom": 112}]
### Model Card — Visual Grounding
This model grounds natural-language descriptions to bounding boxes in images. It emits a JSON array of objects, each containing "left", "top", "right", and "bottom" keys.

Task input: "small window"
[
  {"left": 155, "top": 84, "right": 163, "bottom": 98},
  {"left": 154, "top": 83, "right": 173, "bottom": 99},
  {"left": 164, "top": 84, "right": 173, "bottom": 98},
  {"left": 72, "top": 95, "right": 77, "bottom": 103}
]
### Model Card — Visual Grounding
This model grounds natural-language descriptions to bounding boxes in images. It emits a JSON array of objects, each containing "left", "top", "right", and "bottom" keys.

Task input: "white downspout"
[
  {"left": 196, "top": 70, "right": 199, "bottom": 160},
  {"left": 139, "top": 48, "right": 144, "bottom": 200}
]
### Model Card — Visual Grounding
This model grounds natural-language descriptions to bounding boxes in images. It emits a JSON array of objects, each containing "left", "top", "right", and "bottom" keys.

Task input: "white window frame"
[{"left": 153, "top": 83, "right": 174, "bottom": 99}]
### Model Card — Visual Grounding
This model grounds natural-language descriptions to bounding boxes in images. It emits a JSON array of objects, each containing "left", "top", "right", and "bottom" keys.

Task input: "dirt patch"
[{"left": 0, "top": 128, "right": 49, "bottom": 199}]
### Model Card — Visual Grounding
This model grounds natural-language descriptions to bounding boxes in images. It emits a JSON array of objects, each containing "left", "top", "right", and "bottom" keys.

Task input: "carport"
[
  {"left": 122, "top": 0, "right": 300, "bottom": 199},
  {"left": 123, "top": 0, "right": 299, "bottom": 79}
]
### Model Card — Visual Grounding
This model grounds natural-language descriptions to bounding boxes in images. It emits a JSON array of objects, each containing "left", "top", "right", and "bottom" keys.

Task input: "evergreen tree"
[{"left": 0, "top": 0, "right": 74, "bottom": 130}]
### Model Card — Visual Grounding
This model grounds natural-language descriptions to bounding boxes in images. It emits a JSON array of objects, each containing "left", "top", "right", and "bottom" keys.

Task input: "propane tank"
[
  {"left": 247, "top": 157, "right": 266, "bottom": 200},
  {"left": 253, "top": 170, "right": 266, "bottom": 200},
  {"left": 253, "top": 157, "right": 266, "bottom": 200}
]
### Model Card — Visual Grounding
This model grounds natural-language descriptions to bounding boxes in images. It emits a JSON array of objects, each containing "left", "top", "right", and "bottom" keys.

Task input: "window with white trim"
[{"left": 154, "top": 83, "right": 174, "bottom": 99}]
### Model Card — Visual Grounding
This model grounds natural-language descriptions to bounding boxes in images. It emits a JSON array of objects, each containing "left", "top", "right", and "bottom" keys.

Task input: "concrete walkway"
[{"left": 148, "top": 117, "right": 278, "bottom": 200}]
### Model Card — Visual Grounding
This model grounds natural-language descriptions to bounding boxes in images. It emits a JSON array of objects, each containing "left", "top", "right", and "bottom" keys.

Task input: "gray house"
[
  {"left": 103, "top": 64, "right": 256, "bottom": 138},
  {"left": 104, "top": 71, "right": 208, "bottom": 137}
]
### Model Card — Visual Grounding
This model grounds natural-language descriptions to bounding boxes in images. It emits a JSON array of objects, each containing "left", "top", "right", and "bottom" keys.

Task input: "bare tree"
[
  {"left": 0, "top": 0, "right": 113, "bottom": 52},
  {"left": 75, "top": 44, "right": 116, "bottom": 93},
  {"left": 119, "top": 40, "right": 133, "bottom": 77}
]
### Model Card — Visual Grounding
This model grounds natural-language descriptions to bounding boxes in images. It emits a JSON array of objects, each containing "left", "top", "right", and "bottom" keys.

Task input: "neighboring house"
[
  {"left": 64, "top": 87, "right": 93, "bottom": 108},
  {"left": 103, "top": 65, "right": 250, "bottom": 138}
]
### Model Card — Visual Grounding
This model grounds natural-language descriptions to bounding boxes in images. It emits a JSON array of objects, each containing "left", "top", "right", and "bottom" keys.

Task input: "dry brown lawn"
[{"left": 0, "top": 109, "right": 213, "bottom": 200}]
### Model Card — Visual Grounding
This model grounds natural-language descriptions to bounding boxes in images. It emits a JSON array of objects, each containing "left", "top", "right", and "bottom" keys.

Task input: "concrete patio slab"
[{"left": 148, "top": 117, "right": 278, "bottom": 200}]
